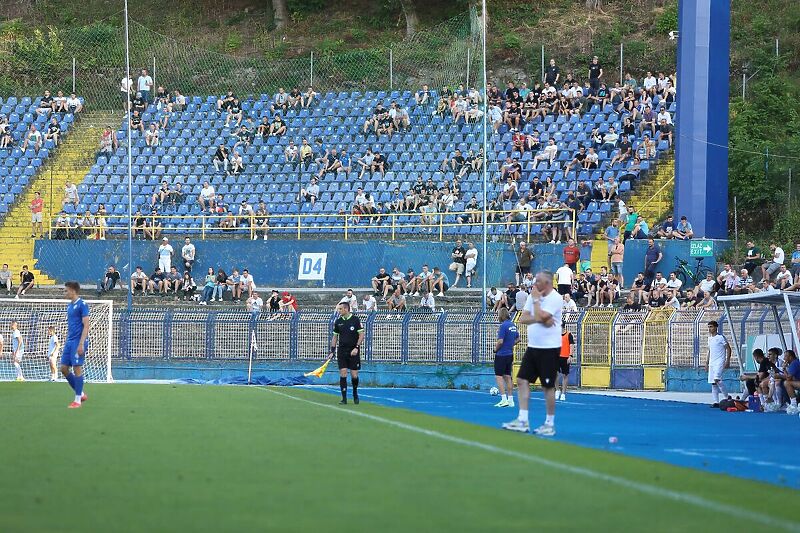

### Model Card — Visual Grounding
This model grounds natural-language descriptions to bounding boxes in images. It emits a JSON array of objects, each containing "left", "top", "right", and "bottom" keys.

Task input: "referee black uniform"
[{"left": 332, "top": 307, "right": 364, "bottom": 404}]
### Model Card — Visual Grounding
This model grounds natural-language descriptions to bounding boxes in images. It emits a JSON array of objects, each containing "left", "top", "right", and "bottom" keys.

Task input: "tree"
[
  {"left": 272, "top": 0, "right": 289, "bottom": 30},
  {"left": 399, "top": 0, "right": 419, "bottom": 39}
]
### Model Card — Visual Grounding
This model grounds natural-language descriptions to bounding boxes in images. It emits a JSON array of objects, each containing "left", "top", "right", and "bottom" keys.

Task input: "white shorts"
[
  {"left": 465, "top": 258, "right": 477, "bottom": 273},
  {"left": 31, "top": 212, "right": 42, "bottom": 223},
  {"left": 13, "top": 352, "right": 23, "bottom": 362},
  {"left": 707, "top": 364, "right": 724, "bottom": 384},
  {"left": 159, "top": 258, "right": 171, "bottom": 272}
]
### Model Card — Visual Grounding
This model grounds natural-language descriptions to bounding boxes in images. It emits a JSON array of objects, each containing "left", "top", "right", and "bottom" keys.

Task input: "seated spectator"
[
  {"left": 387, "top": 288, "right": 406, "bottom": 311},
  {"left": 357, "top": 148, "right": 375, "bottom": 178},
  {"left": 271, "top": 88, "right": 289, "bottom": 114},
  {"left": 371, "top": 268, "right": 391, "bottom": 298},
  {"left": 217, "top": 90, "right": 235, "bottom": 113},
  {"left": 53, "top": 90, "right": 68, "bottom": 113},
  {"left": 429, "top": 267, "right": 449, "bottom": 297},
  {"left": 610, "top": 134, "right": 632, "bottom": 166},
  {"left": 486, "top": 287, "right": 506, "bottom": 311},
  {"left": 44, "top": 117, "right": 61, "bottom": 146},
  {"left": 181, "top": 272, "right": 196, "bottom": 301},
  {"left": 371, "top": 151, "right": 386, "bottom": 176},
  {"left": 600, "top": 127, "right": 619, "bottom": 153},
  {"left": 165, "top": 266, "right": 182, "bottom": 296},
  {"left": 279, "top": 291, "right": 298, "bottom": 312},
  {"left": 212, "top": 269, "right": 228, "bottom": 301},
  {"left": 219, "top": 210, "right": 236, "bottom": 230},
  {"left": 564, "top": 146, "right": 587, "bottom": 173},
  {"left": 213, "top": 144, "right": 229, "bottom": 173},
  {"left": 665, "top": 271, "right": 683, "bottom": 296},
  {"left": 229, "top": 151, "right": 244, "bottom": 175},
  {"left": 775, "top": 264, "right": 793, "bottom": 290},
  {"left": 130, "top": 266, "right": 148, "bottom": 295},
  {"left": 97, "top": 126, "right": 118, "bottom": 159},
  {"left": 0, "top": 264, "right": 12, "bottom": 295},
  {"left": 237, "top": 200, "right": 254, "bottom": 228},
  {"left": 233, "top": 121, "right": 254, "bottom": 151},
  {"left": 65, "top": 93, "right": 82, "bottom": 114},
  {"left": 145, "top": 123, "right": 160, "bottom": 147},
  {"left": 96, "top": 265, "right": 121, "bottom": 295},
  {"left": 144, "top": 209, "right": 162, "bottom": 240},
  {"left": 0, "top": 116, "right": 13, "bottom": 148},
  {"left": 146, "top": 267, "right": 165, "bottom": 295},
  {"left": 389, "top": 102, "right": 410, "bottom": 131},
  {"left": 302, "top": 86, "right": 317, "bottom": 108},
  {"left": 257, "top": 116, "right": 270, "bottom": 138},
  {"left": 288, "top": 87, "right": 302, "bottom": 109},
  {"left": 269, "top": 114, "right": 286, "bottom": 136},
  {"left": 734, "top": 268, "right": 754, "bottom": 294},
  {"left": 129, "top": 110, "right": 145, "bottom": 134},
  {"left": 198, "top": 181, "right": 216, "bottom": 212},
  {"left": 21, "top": 124, "right": 42, "bottom": 153},
  {"left": 199, "top": 268, "right": 216, "bottom": 305},
  {"left": 656, "top": 214, "right": 676, "bottom": 239},
  {"left": 300, "top": 178, "right": 320, "bottom": 205},
  {"left": 657, "top": 118, "right": 673, "bottom": 146},
  {"left": 317, "top": 148, "right": 341, "bottom": 178},
  {"left": 173, "top": 89, "right": 186, "bottom": 112},
  {"left": 239, "top": 269, "right": 256, "bottom": 299},
  {"left": 781, "top": 350, "right": 800, "bottom": 413},
  {"left": 339, "top": 289, "right": 358, "bottom": 311},
  {"left": 761, "top": 243, "right": 785, "bottom": 282},
  {"left": 254, "top": 201, "right": 269, "bottom": 240},
  {"left": 131, "top": 92, "right": 146, "bottom": 115},
  {"left": 62, "top": 181, "right": 80, "bottom": 208},
  {"left": 415, "top": 84, "right": 431, "bottom": 106},
  {"left": 533, "top": 138, "right": 558, "bottom": 164},
  {"left": 37, "top": 90, "right": 54, "bottom": 115}
]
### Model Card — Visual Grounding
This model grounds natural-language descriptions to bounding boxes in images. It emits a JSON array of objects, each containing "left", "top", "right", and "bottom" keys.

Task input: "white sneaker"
[
  {"left": 549, "top": 240, "right": 555, "bottom": 244},
  {"left": 554, "top": 391, "right": 561, "bottom": 400},
  {"left": 787, "top": 404, "right": 798, "bottom": 415},
  {"left": 494, "top": 399, "right": 509, "bottom": 407},
  {"left": 252, "top": 234, "right": 257, "bottom": 240},
  {"left": 507, "top": 398, "right": 514, "bottom": 407},
  {"left": 533, "top": 424, "right": 556, "bottom": 437},
  {"left": 555, "top": 240, "right": 561, "bottom": 244},
  {"left": 559, "top": 393, "right": 566, "bottom": 401},
  {"left": 14, "top": 295, "right": 19, "bottom": 299},
  {"left": 413, "top": 292, "right": 420, "bottom": 296},
  {"left": 199, "top": 301, "right": 207, "bottom": 305},
  {"left": 437, "top": 292, "right": 444, "bottom": 297},
  {"left": 502, "top": 419, "right": 529, "bottom": 432},
  {"left": 263, "top": 235, "right": 267, "bottom": 240}
]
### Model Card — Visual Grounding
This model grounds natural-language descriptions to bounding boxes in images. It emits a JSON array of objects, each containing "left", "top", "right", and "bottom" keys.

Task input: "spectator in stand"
[
  {"left": 449, "top": 239, "right": 467, "bottom": 288},
  {"left": 674, "top": 216, "right": 694, "bottom": 240},
  {"left": 534, "top": 138, "right": 558, "bottom": 164},
  {"left": 789, "top": 244, "right": 800, "bottom": 278},
  {"left": 743, "top": 241, "right": 761, "bottom": 275},
  {"left": 657, "top": 118, "right": 673, "bottom": 147},
  {"left": 266, "top": 290, "right": 281, "bottom": 312},
  {"left": 430, "top": 267, "right": 449, "bottom": 297},
  {"left": 761, "top": 243, "right": 785, "bottom": 282},
  {"left": 610, "top": 134, "right": 632, "bottom": 167},
  {"left": 302, "top": 86, "right": 317, "bottom": 108},
  {"left": 36, "top": 89, "right": 53, "bottom": 115},
  {"left": 213, "top": 144, "right": 229, "bottom": 173},
  {"left": 64, "top": 92, "right": 83, "bottom": 114},
  {"left": 362, "top": 292, "right": 377, "bottom": 312},
  {"left": 339, "top": 149, "right": 352, "bottom": 174},
  {"left": 145, "top": 123, "right": 160, "bottom": 147},
  {"left": 564, "top": 146, "right": 587, "bottom": 174},
  {"left": 608, "top": 236, "right": 625, "bottom": 286},
  {"left": 137, "top": 69, "right": 153, "bottom": 105},
  {"left": 288, "top": 87, "right": 302, "bottom": 109},
  {"left": 515, "top": 242, "right": 533, "bottom": 286},
  {"left": 415, "top": 84, "right": 431, "bottom": 106},
  {"left": 269, "top": 114, "right": 287, "bottom": 136},
  {"left": 229, "top": 151, "right": 244, "bottom": 176},
  {"left": 0, "top": 264, "right": 12, "bottom": 295},
  {"left": 300, "top": 178, "right": 320, "bottom": 205},
  {"left": 62, "top": 180, "right": 80, "bottom": 209},
  {"left": 317, "top": 148, "right": 341, "bottom": 178},
  {"left": 198, "top": 268, "right": 215, "bottom": 305},
  {"left": 387, "top": 288, "right": 406, "bottom": 311},
  {"left": 656, "top": 214, "right": 676, "bottom": 239},
  {"left": 339, "top": 289, "right": 358, "bottom": 311},
  {"left": 734, "top": 268, "right": 754, "bottom": 294},
  {"left": 555, "top": 263, "right": 574, "bottom": 296},
  {"left": 371, "top": 268, "right": 391, "bottom": 298},
  {"left": 246, "top": 291, "right": 264, "bottom": 314},
  {"left": 96, "top": 265, "right": 121, "bottom": 295},
  {"left": 464, "top": 242, "right": 478, "bottom": 288},
  {"left": 271, "top": 88, "right": 289, "bottom": 114},
  {"left": 240, "top": 269, "right": 256, "bottom": 299},
  {"left": 587, "top": 56, "right": 603, "bottom": 94},
  {"left": 486, "top": 287, "right": 505, "bottom": 311},
  {"left": 643, "top": 238, "right": 662, "bottom": 288},
  {"left": 21, "top": 124, "right": 42, "bottom": 153},
  {"left": 775, "top": 264, "right": 793, "bottom": 290},
  {"left": 44, "top": 116, "right": 61, "bottom": 147},
  {"left": 545, "top": 59, "right": 560, "bottom": 86},
  {"left": 146, "top": 267, "right": 166, "bottom": 296},
  {"left": 563, "top": 239, "right": 580, "bottom": 272},
  {"left": 253, "top": 202, "right": 269, "bottom": 241}
]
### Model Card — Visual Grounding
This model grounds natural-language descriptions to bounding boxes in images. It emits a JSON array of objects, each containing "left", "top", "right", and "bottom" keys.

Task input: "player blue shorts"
[{"left": 61, "top": 339, "right": 89, "bottom": 367}]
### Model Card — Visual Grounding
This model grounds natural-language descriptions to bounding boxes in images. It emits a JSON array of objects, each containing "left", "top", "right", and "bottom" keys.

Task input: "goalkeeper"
[{"left": 330, "top": 302, "right": 364, "bottom": 405}]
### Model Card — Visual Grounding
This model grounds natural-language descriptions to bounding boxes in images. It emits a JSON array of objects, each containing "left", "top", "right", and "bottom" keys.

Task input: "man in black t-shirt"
[
  {"left": 450, "top": 239, "right": 467, "bottom": 288},
  {"left": 16, "top": 265, "right": 35, "bottom": 298},
  {"left": 545, "top": 59, "right": 560, "bottom": 86},
  {"left": 611, "top": 135, "right": 632, "bottom": 167},
  {"left": 268, "top": 289, "right": 281, "bottom": 312},
  {"left": 588, "top": 56, "right": 603, "bottom": 95},
  {"left": 97, "top": 265, "right": 121, "bottom": 294},
  {"left": 371, "top": 268, "right": 391, "bottom": 297},
  {"left": 330, "top": 302, "right": 365, "bottom": 404}
]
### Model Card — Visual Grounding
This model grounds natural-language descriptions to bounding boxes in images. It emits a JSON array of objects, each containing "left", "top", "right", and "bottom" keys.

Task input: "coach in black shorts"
[
  {"left": 502, "top": 271, "right": 563, "bottom": 437},
  {"left": 330, "top": 302, "right": 364, "bottom": 405}
]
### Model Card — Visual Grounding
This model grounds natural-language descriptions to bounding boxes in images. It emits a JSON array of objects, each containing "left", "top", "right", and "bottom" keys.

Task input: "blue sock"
[
  {"left": 66, "top": 373, "right": 76, "bottom": 392},
  {"left": 75, "top": 375, "right": 84, "bottom": 397}
]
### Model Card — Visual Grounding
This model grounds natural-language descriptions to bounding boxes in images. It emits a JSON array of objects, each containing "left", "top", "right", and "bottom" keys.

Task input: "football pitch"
[{"left": 2, "top": 383, "right": 798, "bottom": 532}]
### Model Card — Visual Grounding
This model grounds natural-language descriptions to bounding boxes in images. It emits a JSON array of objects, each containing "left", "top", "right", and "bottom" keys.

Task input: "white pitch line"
[{"left": 262, "top": 387, "right": 800, "bottom": 533}]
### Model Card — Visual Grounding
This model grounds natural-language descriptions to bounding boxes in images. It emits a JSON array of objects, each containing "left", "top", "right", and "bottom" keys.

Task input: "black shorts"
[
  {"left": 337, "top": 349, "right": 361, "bottom": 371},
  {"left": 494, "top": 355, "right": 513, "bottom": 376},
  {"left": 517, "top": 347, "right": 560, "bottom": 388},
  {"left": 516, "top": 265, "right": 530, "bottom": 275},
  {"left": 557, "top": 284, "right": 571, "bottom": 295},
  {"left": 558, "top": 357, "right": 570, "bottom": 375}
]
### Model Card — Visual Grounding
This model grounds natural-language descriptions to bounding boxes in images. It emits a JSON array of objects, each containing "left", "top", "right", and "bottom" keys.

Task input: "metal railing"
[
  {"left": 42, "top": 208, "right": 578, "bottom": 242},
  {"left": 108, "top": 305, "right": 794, "bottom": 368}
]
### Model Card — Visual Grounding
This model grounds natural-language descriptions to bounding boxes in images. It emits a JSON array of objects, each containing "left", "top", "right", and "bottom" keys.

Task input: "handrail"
[
  {"left": 638, "top": 174, "right": 675, "bottom": 213},
  {"left": 35, "top": 207, "right": 579, "bottom": 242}
]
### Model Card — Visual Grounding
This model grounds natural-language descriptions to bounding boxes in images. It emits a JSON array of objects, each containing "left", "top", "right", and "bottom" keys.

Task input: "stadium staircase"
[
  {"left": 0, "top": 110, "right": 115, "bottom": 286},
  {"left": 588, "top": 154, "right": 674, "bottom": 270}
]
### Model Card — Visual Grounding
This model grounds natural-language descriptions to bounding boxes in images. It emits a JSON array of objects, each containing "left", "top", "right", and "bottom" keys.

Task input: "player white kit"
[
  {"left": 707, "top": 333, "right": 728, "bottom": 383},
  {"left": 12, "top": 329, "right": 24, "bottom": 362}
]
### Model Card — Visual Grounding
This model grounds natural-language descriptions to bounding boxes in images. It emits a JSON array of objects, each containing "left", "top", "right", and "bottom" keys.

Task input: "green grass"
[{"left": 1, "top": 383, "right": 797, "bottom": 532}]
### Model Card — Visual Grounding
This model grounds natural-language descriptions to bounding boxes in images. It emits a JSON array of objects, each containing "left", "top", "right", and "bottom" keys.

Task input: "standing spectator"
[
  {"left": 449, "top": 239, "right": 467, "bottom": 288},
  {"left": 555, "top": 262, "right": 574, "bottom": 297},
  {"left": 790, "top": 243, "right": 800, "bottom": 278},
  {"left": 562, "top": 239, "right": 580, "bottom": 272},
  {"left": 515, "top": 242, "right": 533, "bottom": 285},
  {"left": 158, "top": 237, "right": 173, "bottom": 272},
  {"left": 0, "top": 264, "right": 12, "bottom": 295},
  {"left": 609, "top": 237, "right": 625, "bottom": 287},
  {"left": 15, "top": 266, "right": 35, "bottom": 298},
  {"left": 465, "top": 242, "right": 478, "bottom": 288},
  {"left": 181, "top": 237, "right": 195, "bottom": 273},
  {"left": 588, "top": 56, "right": 603, "bottom": 95},
  {"left": 545, "top": 59, "right": 560, "bottom": 86},
  {"left": 643, "top": 239, "right": 662, "bottom": 288},
  {"left": 120, "top": 72, "right": 133, "bottom": 112},
  {"left": 30, "top": 191, "right": 44, "bottom": 238},
  {"left": 137, "top": 68, "right": 153, "bottom": 105}
]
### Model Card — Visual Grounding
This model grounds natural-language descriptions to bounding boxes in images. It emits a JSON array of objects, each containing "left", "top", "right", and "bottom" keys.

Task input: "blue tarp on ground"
[{"left": 175, "top": 375, "right": 313, "bottom": 386}]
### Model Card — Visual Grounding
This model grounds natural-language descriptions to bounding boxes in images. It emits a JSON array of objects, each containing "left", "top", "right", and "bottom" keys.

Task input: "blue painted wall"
[
  {"left": 675, "top": 0, "right": 730, "bottom": 239},
  {"left": 35, "top": 239, "right": 586, "bottom": 288}
]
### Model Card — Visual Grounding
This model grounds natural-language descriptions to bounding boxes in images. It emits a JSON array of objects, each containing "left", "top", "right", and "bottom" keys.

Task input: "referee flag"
[{"left": 304, "top": 354, "right": 334, "bottom": 378}]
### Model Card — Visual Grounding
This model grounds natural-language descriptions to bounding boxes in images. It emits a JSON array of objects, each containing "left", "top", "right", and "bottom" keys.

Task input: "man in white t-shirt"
[
  {"left": 246, "top": 291, "right": 264, "bottom": 314},
  {"left": 339, "top": 289, "right": 359, "bottom": 312},
  {"left": 421, "top": 292, "right": 436, "bottom": 311},
  {"left": 705, "top": 320, "right": 731, "bottom": 408},
  {"left": 665, "top": 272, "right": 683, "bottom": 295},
  {"left": 158, "top": 237, "right": 173, "bottom": 272},
  {"left": 503, "top": 271, "right": 563, "bottom": 436},
  {"left": 181, "top": 237, "right": 195, "bottom": 273},
  {"left": 361, "top": 293, "right": 377, "bottom": 312},
  {"left": 63, "top": 181, "right": 79, "bottom": 208},
  {"left": 120, "top": 73, "right": 133, "bottom": 111},
  {"left": 198, "top": 181, "right": 216, "bottom": 212},
  {"left": 761, "top": 243, "right": 784, "bottom": 282},
  {"left": 555, "top": 263, "right": 573, "bottom": 296},
  {"left": 240, "top": 269, "right": 255, "bottom": 298}
]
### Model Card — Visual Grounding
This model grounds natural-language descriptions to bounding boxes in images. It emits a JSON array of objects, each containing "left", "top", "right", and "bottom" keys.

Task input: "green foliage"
[
  {"left": 225, "top": 12, "right": 248, "bottom": 27},
  {"left": 288, "top": 0, "right": 327, "bottom": 13},
  {"left": 349, "top": 28, "right": 368, "bottom": 42},
  {"left": 224, "top": 31, "right": 244, "bottom": 53},
  {"left": 502, "top": 33, "right": 522, "bottom": 52},
  {"left": 319, "top": 38, "right": 345, "bottom": 57},
  {"left": 9, "top": 27, "right": 65, "bottom": 83},
  {"left": 653, "top": 1, "right": 678, "bottom": 35}
]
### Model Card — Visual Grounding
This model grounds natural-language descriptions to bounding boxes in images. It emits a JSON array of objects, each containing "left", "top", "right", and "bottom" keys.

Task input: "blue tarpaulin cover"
[{"left": 174, "top": 375, "right": 313, "bottom": 386}]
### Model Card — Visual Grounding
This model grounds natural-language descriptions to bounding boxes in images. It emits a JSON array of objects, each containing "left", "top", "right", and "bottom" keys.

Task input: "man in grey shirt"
[{"left": 0, "top": 263, "right": 11, "bottom": 295}]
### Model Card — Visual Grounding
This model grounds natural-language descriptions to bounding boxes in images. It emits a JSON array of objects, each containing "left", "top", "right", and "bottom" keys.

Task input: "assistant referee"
[{"left": 330, "top": 302, "right": 364, "bottom": 405}]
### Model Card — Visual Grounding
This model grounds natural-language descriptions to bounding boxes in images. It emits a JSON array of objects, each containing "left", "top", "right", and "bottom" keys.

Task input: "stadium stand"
[
  {"left": 64, "top": 81, "right": 673, "bottom": 239},
  {"left": 0, "top": 96, "right": 78, "bottom": 217}
]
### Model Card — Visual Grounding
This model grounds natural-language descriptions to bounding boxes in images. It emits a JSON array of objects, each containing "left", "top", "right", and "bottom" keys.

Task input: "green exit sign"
[{"left": 690, "top": 240, "right": 714, "bottom": 257}]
